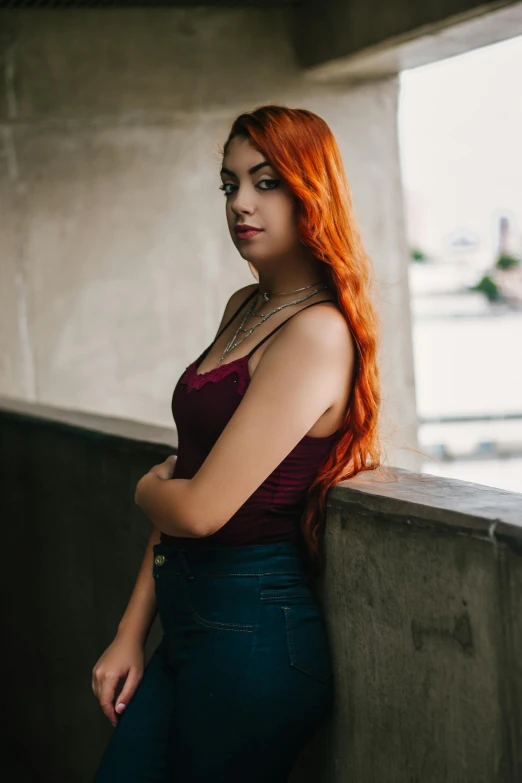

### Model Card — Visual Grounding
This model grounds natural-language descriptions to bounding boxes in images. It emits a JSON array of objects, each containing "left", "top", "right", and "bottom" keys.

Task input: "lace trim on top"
[
  {"left": 180, "top": 355, "right": 251, "bottom": 396},
  {"left": 179, "top": 355, "right": 340, "bottom": 442}
]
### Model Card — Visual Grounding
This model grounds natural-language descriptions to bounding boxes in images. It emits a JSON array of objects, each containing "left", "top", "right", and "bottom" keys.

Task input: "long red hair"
[{"left": 220, "top": 105, "right": 384, "bottom": 578}]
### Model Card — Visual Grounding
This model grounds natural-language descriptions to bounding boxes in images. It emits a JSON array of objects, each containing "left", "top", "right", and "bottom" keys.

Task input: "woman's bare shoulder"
[
  {"left": 213, "top": 283, "right": 258, "bottom": 338},
  {"left": 229, "top": 283, "right": 259, "bottom": 308}
]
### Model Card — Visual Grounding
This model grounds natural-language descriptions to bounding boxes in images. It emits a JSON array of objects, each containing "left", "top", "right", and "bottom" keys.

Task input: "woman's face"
[{"left": 220, "top": 135, "right": 300, "bottom": 265}]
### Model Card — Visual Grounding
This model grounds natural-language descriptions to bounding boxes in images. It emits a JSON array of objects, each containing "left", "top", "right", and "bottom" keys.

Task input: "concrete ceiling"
[{"left": 0, "top": 0, "right": 301, "bottom": 7}]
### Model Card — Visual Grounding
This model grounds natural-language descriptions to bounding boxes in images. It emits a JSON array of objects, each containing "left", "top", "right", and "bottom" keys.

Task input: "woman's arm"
[
  {"left": 115, "top": 522, "right": 161, "bottom": 645},
  {"left": 92, "top": 522, "right": 161, "bottom": 725},
  {"left": 138, "top": 303, "right": 354, "bottom": 539}
]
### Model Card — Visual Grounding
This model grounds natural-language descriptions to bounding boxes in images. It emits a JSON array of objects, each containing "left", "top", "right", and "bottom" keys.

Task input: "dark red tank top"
[{"left": 160, "top": 288, "right": 339, "bottom": 548}]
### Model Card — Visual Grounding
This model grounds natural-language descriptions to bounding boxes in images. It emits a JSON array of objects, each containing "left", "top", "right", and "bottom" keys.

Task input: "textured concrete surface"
[
  {"left": 331, "top": 466, "right": 522, "bottom": 532},
  {"left": 0, "top": 8, "right": 419, "bottom": 470},
  {"left": 2, "top": 406, "right": 522, "bottom": 781},
  {"left": 306, "top": 467, "right": 522, "bottom": 783}
]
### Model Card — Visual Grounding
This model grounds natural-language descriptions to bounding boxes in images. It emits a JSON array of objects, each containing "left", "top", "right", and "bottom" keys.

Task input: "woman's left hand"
[
  {"left": 134, "top": 455, "right": 178, "bottom": 509},
  {"left": 148, "top": 455, "right": 177, "bottom": 481}
]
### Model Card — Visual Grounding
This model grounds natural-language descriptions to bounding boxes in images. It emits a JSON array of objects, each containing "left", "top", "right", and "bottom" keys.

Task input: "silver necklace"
[
  {"left": 255, "top": 280, "right": 327, "bottom": 317},
  {"left": 218, "top": 283, "right": 330, "bottom": 365},
  {"left": 260, "top": 280, "right": 324, "bottom": 303}
]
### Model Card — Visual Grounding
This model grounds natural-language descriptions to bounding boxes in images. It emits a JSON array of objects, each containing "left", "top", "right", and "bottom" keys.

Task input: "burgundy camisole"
[{"left": 160, "top": 288, "right": 339, "bottom": 548}]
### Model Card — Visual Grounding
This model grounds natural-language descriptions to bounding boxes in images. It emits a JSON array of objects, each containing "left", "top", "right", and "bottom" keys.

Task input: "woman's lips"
[{"left": 236, "top": 228, "right": 263, "bottom": 240}]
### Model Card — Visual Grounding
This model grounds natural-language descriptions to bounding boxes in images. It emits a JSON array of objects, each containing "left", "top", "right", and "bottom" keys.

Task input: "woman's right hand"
[{"left": 92, "top": 633, "right": 145, "bottom": 726}]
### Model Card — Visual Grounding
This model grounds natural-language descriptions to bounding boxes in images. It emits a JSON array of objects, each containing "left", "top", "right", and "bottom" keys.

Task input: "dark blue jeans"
[{"left": 93, "top": 540, "right": 334, "bottom": 782}]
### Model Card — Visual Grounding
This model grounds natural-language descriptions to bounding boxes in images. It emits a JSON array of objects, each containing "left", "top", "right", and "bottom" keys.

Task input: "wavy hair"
[{"left": 220, "top": 105, "right": 385, "bottom": 578}]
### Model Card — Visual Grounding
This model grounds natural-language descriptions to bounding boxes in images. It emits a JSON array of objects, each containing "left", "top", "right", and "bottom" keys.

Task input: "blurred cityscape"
[{"left": 400, "top": 36, "right": 522, "bottom": 492}]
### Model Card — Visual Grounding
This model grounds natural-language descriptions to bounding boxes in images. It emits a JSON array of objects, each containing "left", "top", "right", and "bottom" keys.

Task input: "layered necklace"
[{"left": 217, "top": 280, "right": 330, "bottom": 365}]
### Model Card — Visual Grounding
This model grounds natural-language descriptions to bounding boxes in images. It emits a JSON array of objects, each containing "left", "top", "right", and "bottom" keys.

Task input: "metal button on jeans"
[{"left": 154, "top": 554, "right": 166, "bottom": 566}]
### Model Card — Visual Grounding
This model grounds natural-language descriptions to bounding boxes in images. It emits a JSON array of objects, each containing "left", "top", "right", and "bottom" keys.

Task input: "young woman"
[{"left": 92, "top": 104, "right": 382, "bottom": 782}]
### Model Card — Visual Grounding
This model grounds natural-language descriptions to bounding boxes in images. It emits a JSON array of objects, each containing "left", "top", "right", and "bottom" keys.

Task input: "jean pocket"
[
  {"left": 282, "top": 604, "right": 333, "bottom": 682},
  {"left": 188, "top": 576, "right": 257, "bottom": 633},
  {"left": 191, "top": 611, "right": 255, "bottom": 633},
  {"left": 260, "top": 581, "right": 316, "bottom": 605}
]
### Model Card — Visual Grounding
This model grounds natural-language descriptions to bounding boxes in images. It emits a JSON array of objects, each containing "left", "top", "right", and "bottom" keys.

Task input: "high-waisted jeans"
[{"left": 93, "top": 540, "right": 335, "bottom": 782}]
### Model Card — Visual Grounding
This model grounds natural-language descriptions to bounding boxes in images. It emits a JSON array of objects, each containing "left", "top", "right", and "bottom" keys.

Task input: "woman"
[{"left": 92, "top": 104, "right": 382, "bottom": 782}]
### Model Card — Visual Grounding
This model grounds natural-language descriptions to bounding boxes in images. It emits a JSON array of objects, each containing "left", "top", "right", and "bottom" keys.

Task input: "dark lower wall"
[{"left": 0, "top": 405, "right": 175, "bottom": 781}]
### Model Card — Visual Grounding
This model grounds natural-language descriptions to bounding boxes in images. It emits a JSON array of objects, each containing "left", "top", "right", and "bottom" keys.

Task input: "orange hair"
[{"left": 221, "top": 105, "right": 384, "bottom": 578}]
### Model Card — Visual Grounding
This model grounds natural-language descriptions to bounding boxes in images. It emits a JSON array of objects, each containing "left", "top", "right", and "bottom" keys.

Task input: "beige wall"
[{"left": 0, "top": 8, "right": 418, "bottom": 468}]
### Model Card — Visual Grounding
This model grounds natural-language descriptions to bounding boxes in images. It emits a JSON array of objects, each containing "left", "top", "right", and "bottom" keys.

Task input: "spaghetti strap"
[
  {"left": 247, "top": 300, "right": 335, "bottom": 359},
  {"left": 213, "top": 287, "right": 258, "bottom": 344}
]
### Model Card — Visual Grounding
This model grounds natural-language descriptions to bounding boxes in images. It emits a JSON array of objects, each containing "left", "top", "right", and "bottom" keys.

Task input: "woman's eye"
[
  {"left": 219, "top": 183, "right": 236, "bottom": 196},
  {"left": 258, "top": 179, "right": 280, "bottom": 190},
  {"left": 218, "top": 179, "right": 280, "bottom": 196}
]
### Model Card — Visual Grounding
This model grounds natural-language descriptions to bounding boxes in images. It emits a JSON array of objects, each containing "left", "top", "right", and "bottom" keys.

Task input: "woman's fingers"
[
  {"left": 92, "top": 638, "right": 145, "bottom": 727},
  {"left": 114, "top": 667, "right": 143, "bottom": 717},
  {"left": 98, "top": 672, "right": 121, "bottom": 727}
]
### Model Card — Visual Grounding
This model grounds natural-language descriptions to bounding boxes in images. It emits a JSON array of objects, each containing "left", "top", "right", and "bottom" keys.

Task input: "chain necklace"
[
  {"left": 260, "top": 280, "right": 324, "bottom": 303},
  {"left": 217, "top": 283, "right": 330, "bottom": 365},
  {"left": 255, "top": 279, "right": 327, "bottom": 317}
]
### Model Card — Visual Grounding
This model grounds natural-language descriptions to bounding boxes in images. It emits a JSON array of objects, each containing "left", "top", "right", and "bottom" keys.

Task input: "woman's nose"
[{"left": 231, "top": 186, "right": 255, "bottom": 215}]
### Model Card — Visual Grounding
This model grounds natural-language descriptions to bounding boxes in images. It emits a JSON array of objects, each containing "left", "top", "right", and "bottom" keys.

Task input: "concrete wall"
[
  {"left": 307, "top": 468, "right": 522, "bottom": 782},
  {"left": 2, "top": 401, "right": 521, "bottom": 782},
  {"left": 0, "top": 8, "right": 418, "bottom": 469}
]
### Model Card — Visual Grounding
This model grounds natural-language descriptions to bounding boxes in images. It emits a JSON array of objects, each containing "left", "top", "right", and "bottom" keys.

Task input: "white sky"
[{"left": 399, "top": 34, "right": 522, "bottom": 268}]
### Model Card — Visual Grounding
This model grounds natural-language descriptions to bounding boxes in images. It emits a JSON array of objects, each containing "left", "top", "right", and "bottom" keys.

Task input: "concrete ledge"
[
  {"left": 0, "top": 393, "right": 177, "bottom": 448},
  {"left": 330, "top": 466, "right": 522, "bottom": 541},
  {"left": 309, "top": 473, "right": 522, "bottom": 782}
]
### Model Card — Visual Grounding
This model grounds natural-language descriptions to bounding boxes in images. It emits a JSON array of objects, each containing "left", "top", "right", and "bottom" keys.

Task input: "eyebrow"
[{"left": 220, "top": 161, "right": 272, "bottom": 178}]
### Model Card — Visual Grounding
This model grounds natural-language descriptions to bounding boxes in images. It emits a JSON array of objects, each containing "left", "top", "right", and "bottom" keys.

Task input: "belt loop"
[{"left": 178, "top": 550, "right": 195, "bottom": 580}]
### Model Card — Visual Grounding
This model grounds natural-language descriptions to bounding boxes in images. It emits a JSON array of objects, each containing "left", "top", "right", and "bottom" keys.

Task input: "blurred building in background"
[{"left": 401, "top": 38, "right": 522, "bottom": 491}]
